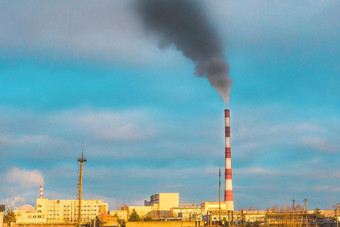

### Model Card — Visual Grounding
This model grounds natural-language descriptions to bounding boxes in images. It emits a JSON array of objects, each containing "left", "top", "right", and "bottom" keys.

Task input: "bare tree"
[
  {"left": 295, "top": 204, "right": 303, "bottom": 213},
  {"left": 333, "top": 203, "right": 340, "bottom": 209},
  {"left": 272, "top": 205, "right": 279, "bottom": 212}
]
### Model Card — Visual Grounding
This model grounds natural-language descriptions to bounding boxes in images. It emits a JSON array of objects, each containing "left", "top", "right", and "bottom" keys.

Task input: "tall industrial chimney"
[
  {"left": 40, "top": 185, "right": 43, "bottom": 199},
  {"left": 224, "top": 109, "right": 234, "bottom": 211}
]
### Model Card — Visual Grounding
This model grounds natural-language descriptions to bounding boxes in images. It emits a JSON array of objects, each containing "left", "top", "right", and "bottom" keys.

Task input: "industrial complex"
[{"left": 1, "top": 109, "right": 339, "bottom": 227}]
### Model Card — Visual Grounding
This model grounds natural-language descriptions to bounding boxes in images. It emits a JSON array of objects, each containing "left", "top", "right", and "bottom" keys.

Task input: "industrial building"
[
  {"left": 0, "top": 205, "right": 4, "bottom": 227},
  {"left": 14, "top": 186, "right": 108, "bottom": 224},
  {"left": 144, "top": 193, "right": 179, "bottom": 211},
  {"left": 109, "top": 193, "right": 179, "bottom": 221},
  {"left": 170, "top": 206, "right": 202, "bottom": 221},
  {"left": 15, "top": 198, "right": 108, "bottom": 224}
]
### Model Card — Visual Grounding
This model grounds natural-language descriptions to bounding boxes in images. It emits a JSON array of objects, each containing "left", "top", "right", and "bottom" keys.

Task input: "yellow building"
[
  {"left": 0, "top": 205, "right": 5, "bottom": 227},
  {"left": 171, "top": 206, "right": 203, "bottom": 221},
  {"left": 95, "top": 213, "right": 119, "bottom": 227},
  {"left": 201, "top": 202, "right": 232, "bottom": 213},
  {"left": 119, "top": 193, "right": 180, "bottom": 219},
  {"left": 15, "top": 198, "right": 108, "bottom": 224},
  {"left": 144, "top": 193, "right": 179, "bottom": 211}
]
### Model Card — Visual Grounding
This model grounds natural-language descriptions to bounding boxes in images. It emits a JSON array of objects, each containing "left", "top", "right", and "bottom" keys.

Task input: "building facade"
[
  {"left": 15, "top": 198, "right": 108, "bottom": 224},
  {"left": 144, "top": 193, "right": 179, "bottom": 211}
]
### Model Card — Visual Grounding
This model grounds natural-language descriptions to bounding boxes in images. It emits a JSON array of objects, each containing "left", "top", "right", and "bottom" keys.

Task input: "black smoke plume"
[{"left": 137, "top": 0, "right": 232, "bottom": 103}]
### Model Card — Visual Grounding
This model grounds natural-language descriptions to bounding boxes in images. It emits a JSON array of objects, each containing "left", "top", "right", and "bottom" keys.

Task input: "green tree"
[
  {"left": 128, "top": 209, "right": 140, "bottom": 221},
  {"left": 143, "top": 214, "right": 153, "bottom": 221},
  {"left": 113, "top": 212, "right": 124, "bottom": 227},
  {"left": 314, "top": 208, "right": 324, "bottom": 218},
  {"left": 4, "top": 210, "right": 16, "bottom": 223}
]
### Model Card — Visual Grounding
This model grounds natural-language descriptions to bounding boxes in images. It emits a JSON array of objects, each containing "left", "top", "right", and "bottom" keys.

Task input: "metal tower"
[{"left": 77, "top": 151, "right": 87, "bottom": 227}]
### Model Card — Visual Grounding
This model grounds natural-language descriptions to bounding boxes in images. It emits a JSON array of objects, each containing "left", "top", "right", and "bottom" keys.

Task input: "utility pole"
[
  {"left": 228, "top": 211, "right": 231, "bottom": 226},
  {"left": 219, "top": 167, "right": 221, "bottom": 225},
  {"left": 304, "top": 198, "right": 308, "bottom": 227},
  {"left": 77, "top": 151, "right": 87, "bottom": 227},
  {"left": 336, "top": 207, "right": 338, "bottom": 227},
  {"left": 293, "top": 198, "right": 295, "bottom": 227}
]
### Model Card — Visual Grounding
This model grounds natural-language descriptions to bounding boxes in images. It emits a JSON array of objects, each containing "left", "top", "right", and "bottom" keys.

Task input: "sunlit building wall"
[
  {"left": 15, "top": 198, "right": 108, "bottom": 224},
  {"left": 144, "top": 193, "right": 179, "bottom": 211}
]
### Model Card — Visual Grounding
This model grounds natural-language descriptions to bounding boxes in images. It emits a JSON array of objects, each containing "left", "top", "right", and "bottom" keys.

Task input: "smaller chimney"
[{"left": 40, "top": 185, "right": 43, "bottom": 199}]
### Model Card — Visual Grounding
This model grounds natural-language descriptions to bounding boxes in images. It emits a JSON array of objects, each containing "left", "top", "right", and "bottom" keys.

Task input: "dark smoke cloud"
[{"left": 137, "top": 0, "right": 232, "bottom": 103}]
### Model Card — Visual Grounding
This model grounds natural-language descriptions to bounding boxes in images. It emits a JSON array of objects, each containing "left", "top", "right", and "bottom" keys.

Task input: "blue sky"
[{"left": 0, "top": 0, "right": 339, "bottom": 210}]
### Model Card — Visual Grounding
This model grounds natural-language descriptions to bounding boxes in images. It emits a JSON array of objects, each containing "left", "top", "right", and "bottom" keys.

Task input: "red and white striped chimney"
[
  {"left": 40, "top": 185, "right": 43, "bottom": 199},
  {"left": 224, "top": 109, "right": 234, "bottom": 211}
]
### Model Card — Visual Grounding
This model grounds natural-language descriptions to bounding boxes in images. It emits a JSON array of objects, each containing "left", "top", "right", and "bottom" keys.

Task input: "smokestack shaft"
[
  {"left": 224, "top": 109, "right": 234, "bottom": 210},
  {"left": 40, "top": 185, "right": 43, "bottom": 199}
]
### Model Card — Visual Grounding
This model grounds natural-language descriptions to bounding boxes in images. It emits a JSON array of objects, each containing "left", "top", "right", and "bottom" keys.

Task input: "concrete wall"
[
  {"left": 126, "top": 221, "right": 203, "bottom": 227},
  {"left": 159, "top": 194, "right": 179, "bottom": 211}
]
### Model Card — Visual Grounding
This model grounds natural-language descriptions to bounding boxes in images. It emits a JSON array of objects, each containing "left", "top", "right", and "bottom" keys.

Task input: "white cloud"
[
  {"left": 4, "top": 167, "right": 44, "bottom": 188},
  {"left": 0, "top": 1, "right": 180, "bottom": 66},
  {"left": 10, "top": 196, "right": 25, "bottom": 208},
  {"left": 0, "top": 105, "right": 339, "bottom": 210},
  {"left": 1, "top": 0, "right": 337, "bottom": 68},
  {"left": 231, "top": 107, "right": 340, "bottom": 162},
  {"left": 0, "top": 196, "right": 28, "bottom": 209},
  {"left": 234, "top": 167, "right": 277, "bottom": 176},
  {"left": 15, "top": 204, "right": 35, "bottom": 211},
  {"left": 205, "top": 0, "right": 339, "bottom": 49},
  {"left": 50, "top": 109, "right": 156, "bottom": 142},
  {"left": 300, "top": 137, "right": 337, "bottom": 153},
  {"left": 0, "top": 134, "right": 49, "bottom": 147},
  {"left": 0, "top": 107, "right": 158, "bottom": 154},
  {"left": 314, "top": 186, "right": 340, "bottom": 193}
]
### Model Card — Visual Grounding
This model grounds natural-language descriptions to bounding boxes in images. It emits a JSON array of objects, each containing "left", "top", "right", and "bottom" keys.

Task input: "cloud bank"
[
  {"left": 4, "top": 167, "right": 44, "bottom": 188},
  {"left": 1, "top": 105, "right": 339, "bottom": 209}
]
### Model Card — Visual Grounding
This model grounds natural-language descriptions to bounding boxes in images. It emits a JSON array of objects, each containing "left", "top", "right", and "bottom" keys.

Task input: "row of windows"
[
  {"left": 48, "top": 215, "right": 96, "bottom": 219},
  {"left": 27, "top": 215, "right": 44, "bottom": 219},
  {"left": 47, "top": 205, "right": 99, "bottom": 209},
  {"left": 48, "top": 214, "right": 97, "bottom": 216},
  {"left": 48, "top": 209, "right": 98, "bottom": 213}
]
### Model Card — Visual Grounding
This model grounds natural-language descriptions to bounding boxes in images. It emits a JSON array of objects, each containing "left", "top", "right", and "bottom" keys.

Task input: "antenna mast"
[{"left": 77, "top": 147, "right": 87, "bottom": 227}]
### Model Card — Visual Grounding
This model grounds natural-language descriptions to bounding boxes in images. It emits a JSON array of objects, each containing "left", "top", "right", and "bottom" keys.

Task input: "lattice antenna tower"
[{"left": 77, "top": 146, "right": 87, "bottom": 227}]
